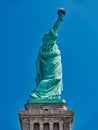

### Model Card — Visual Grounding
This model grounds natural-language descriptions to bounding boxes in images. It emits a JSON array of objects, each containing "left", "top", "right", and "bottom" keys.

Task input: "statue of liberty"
[{"left": 29, "top": 8, "right": 65, "bottom": 99}]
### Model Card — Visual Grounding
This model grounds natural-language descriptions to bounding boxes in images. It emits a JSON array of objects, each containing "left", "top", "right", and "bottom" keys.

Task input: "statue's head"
[{"left": 42, "top": 29, "right": 58, "bottom": 45}]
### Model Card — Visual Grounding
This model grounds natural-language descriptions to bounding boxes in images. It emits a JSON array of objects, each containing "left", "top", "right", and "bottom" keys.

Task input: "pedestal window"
[
  {"left": 44, "top": 123, "right": 49, "bottom": 130},
  {"left": 34, "top": 123, "right": 40, "bottom": 130},
  {"left": 53, "top": 123, "right": 59, "bottom": 130}
]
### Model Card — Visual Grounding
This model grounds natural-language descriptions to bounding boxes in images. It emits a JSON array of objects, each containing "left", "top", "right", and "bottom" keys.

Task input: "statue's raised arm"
[
  {"left": 29, "top": 8, "right": 66, "bottom": 100},
  {"left": 53, "top": 8, "right": 66, "bottom": 35},
  {"left": 42, "top": 8, "right": 65, "bottom": 46}
]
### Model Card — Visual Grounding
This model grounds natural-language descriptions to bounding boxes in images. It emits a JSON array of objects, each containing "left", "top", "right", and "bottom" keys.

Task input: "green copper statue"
[{"left": 29, "top": 8, "right": 65, "bottom": 99}]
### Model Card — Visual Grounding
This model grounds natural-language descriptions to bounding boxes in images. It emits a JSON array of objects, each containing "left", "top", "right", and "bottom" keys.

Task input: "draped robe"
[{"left": 29, "top": 29, "right": 63, "bottom": 99}]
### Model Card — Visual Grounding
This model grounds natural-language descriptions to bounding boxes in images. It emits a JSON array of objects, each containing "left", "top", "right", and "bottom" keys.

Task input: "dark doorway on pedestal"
[
  {"left": 34, "top": 123, "right": 40, "bottom": 130},
  {"left": 44, "top": 123, "right": 49, "bottom": 130},
  {"left": 53, "top": 123, "right": 59, "bottom": 130}
]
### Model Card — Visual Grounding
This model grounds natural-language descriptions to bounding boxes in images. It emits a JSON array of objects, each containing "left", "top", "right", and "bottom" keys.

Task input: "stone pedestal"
[{"left": 18, "top": 101, "right": 74, "bottom": 130}]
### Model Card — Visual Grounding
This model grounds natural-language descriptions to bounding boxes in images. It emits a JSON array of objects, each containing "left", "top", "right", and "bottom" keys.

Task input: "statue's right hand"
[{"left": 58, "top": 14, "right": 64, "bottom": 21}]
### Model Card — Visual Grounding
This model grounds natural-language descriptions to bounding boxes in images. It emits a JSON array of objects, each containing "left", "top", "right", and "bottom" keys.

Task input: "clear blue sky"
[{"left": 0, "top": 0, "right": 98, "bottom": 130}]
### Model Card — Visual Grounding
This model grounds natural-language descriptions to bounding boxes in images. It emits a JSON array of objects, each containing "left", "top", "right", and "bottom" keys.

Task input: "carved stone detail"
[
  {"left": 22, "top": 122, "right": 29, "bottom": 130},
  {"left": 63, "top": 122, "right": 71, "bottom": 130}
]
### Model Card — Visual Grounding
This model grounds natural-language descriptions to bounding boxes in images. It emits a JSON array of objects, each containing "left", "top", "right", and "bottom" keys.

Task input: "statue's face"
[{"left": 43, "top": 33, "right": 57, "bottom": 45}]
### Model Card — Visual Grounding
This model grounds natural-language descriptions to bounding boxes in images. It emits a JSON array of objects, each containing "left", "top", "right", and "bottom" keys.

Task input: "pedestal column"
[
  {"left": 30, "top": 120, "right": 33, "bottom": 130},
  {"left": 49, "top": 122, "right": 53, "bottom": 130},
  {"left": 40, "top": 122, "right": 43, "bottom": 130},
  {"left": 59, "top": 121, "right": 63, "bottom": 130}
]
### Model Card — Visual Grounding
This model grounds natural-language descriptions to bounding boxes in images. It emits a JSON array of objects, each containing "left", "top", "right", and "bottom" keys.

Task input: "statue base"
[{"left": 18, "top": 101, "right": 74, "bottom": 130}]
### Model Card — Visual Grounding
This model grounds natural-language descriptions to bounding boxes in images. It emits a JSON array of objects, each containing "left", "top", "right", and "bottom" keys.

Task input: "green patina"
[{"left": 29, "top": 8, "right": 65, "bottom": 102}]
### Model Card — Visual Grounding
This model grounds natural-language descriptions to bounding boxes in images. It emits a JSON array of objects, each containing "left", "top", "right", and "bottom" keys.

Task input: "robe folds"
[{"left": 29, "top": 42, "right": 63, "bottom": 99}]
